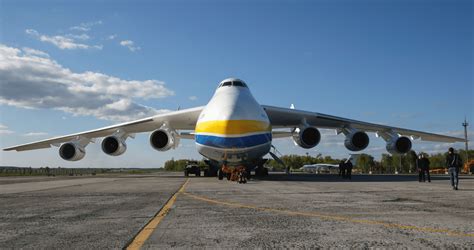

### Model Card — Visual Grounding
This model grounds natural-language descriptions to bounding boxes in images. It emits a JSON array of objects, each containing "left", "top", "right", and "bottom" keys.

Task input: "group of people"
[
  {"left": 338, "top": 159, "right": 353, "bottom": 180},
  {"left": 416, "top": 147, "right": 463, "bottom": 190},
  {"left": 334, "top": 147, "right": 462, "bottom": 189}
]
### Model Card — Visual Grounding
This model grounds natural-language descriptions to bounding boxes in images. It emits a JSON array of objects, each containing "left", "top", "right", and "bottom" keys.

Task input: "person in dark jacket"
[
  {"left": 419, "top": 154, "right": 431, "bottom": 182},
  {"left": 416, "top": 154, "right": 425, "bottom": 182},
  {"left": 446, "top": 147, "right": 462, "bottom": 190},
  {"left": 339, "top": 160, "right": 346, "bottom": 178},
  {"left": 345, "top": 159, "right": 353, "bottom": 180}
]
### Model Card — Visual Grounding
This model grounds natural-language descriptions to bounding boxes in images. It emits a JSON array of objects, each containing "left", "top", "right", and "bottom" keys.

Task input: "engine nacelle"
[
  {"left": 292, "top": 126, "right": 321, "bottom": 149},
  {"left": 101, "top": 136, "right": 127, "bottom": 156},
  {"left": 386, "top": 136, "right": 412, "bottom": 154},
  {"left": 59, "top": 142, "right": 86, "bottom": 161},
  {"left": 344, "top": 131, "right": 369, "bottom": 151},
  {"left": 149, "top": 127, "right": 179, "bottom": 151}
]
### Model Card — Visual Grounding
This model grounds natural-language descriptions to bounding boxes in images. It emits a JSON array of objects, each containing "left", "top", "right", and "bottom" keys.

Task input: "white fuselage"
[{"left": 195, "top": 81, "right": 271, "bottom": 166}]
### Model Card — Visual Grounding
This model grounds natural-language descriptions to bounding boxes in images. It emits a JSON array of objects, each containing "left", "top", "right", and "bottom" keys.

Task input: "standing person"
[
  {"left": 446, "top": 147, "right": 462, "bottom": 190},
  {"left": 338, "top": 160, "right": 345, "bottom": 177},
  {"left": 340, "top": 159, "right": 347, "bottom": 179},
  {"left": 345, "top": 159, "right": 353, "bottom": 180},
  {"left": 420, "top": 154, "right": 431, "bottom": 182},
  {"left": 421, "top": 154, "right": 431, "bottom": 182},
  {"left": 416, "top": 154, "right": 425, "bottom": 182}
]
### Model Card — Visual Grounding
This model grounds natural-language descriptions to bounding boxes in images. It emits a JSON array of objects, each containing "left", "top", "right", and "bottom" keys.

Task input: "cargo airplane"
[{"left": 3, "top": 78, "right": 466, "bottom": 182}]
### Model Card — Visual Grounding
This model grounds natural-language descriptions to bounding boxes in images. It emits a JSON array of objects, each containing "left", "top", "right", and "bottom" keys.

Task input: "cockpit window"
[
  {"left": 219, "top": 80, "right": 248, "bottom": 88},
  {"left": 232, "top": 81, "right": 247, "bottom": 87}
]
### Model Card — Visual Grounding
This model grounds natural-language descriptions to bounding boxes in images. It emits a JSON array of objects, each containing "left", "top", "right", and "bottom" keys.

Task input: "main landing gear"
[{"left": 218, "top": 165, "right": 248, "bottom": 184}]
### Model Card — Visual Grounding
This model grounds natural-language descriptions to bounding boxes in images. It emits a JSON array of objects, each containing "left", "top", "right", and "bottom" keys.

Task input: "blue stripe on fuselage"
[{"left": 195, "top": 133, "right": 272, "bottom": 149}]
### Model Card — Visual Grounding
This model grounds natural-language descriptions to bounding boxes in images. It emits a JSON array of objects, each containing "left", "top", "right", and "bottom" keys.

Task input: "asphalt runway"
[{"left": 0, "top": 173, "right": 473, "bottom": 248}]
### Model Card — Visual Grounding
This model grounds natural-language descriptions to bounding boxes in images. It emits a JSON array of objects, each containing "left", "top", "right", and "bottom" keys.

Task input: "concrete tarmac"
[
  {"left": 1, "top": 173, "right": 473, "bottom": 248},
  {"left": 0, "top": 174, "right": 184, "bottom": 249}
]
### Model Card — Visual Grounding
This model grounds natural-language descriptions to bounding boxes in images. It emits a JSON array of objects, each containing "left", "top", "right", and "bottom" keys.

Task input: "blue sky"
[{"left": 0, "top": 0, "right": 472, "bottom": 168}]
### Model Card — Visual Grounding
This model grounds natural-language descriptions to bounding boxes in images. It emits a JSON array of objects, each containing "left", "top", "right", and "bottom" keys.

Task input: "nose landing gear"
[{"left": 219, "top": 165, "right": 248, "bottom": 184}]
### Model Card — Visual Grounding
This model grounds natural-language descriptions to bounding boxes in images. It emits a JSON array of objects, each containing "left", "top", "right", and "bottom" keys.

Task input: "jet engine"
[
  {"left": 59, "top": 142, "right": 86, "bottom": 161},
  {"left": 386, "top": 136, "right": 412, "bottom": 154},
  {"left": 344, "top": 131, "right": 369, "bottom": 151},
  {"left": 101, "top": 136, "right": 127, "bottom": 156},
  {"left": 292, "top": 126, "right": 321, "bottom": 149},
  {"left": 149, "top": 127, "right": 179, "bottom": 151}
]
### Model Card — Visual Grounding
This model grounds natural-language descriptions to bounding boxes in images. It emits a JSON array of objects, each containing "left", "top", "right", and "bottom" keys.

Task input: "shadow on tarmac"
[
  {"left": 252, "top": 173, "right": 463, "bottom": 183},
  {"left": 144, "top": 172, "right": 472, "bottom": 184}
]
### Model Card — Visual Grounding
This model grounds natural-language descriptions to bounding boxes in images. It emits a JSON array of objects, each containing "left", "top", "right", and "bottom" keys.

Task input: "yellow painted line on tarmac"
[
  {"left": 126, "top": 179, "right": 190, "bottom": 250},
  {"left": 182, "top": 192, "right": 474, "bottom": 238}
]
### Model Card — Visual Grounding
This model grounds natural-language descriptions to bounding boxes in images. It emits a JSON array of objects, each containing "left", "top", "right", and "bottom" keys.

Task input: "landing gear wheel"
[
  {"left": 255, "top": 166, "right": 268, "bottom": 177},
  {"left": 237, "top": 170, "right": 247, "bottom": 184},
  {"left": 245, "top": 169, "right": 251, "bottom": 180},
  {"left": 218, "top": 169, "right": 224, "bottom": 180}
]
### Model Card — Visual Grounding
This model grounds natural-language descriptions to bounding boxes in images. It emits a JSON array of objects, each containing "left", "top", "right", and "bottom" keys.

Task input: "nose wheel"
[{"left": 219, "top": 165, "right": 248, "bottom": 184}]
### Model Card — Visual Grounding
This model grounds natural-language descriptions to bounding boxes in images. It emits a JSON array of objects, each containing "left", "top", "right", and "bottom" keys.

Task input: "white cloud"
[
  {"left": 0, "top": 130, "right": 14, "bottom": 135},
  {"left": 107, "top": 34, "right": 117, "bottom": 40},
  {"left": 66, "top": 33, "right": 90, "bottom": 40},
  {"left": 0, "top": 124, "right": 14, "bottom": 135},
  {"left": 22, "top": 47, "right": 50, "bottom": 58},
  {"left": 189, "top": 96, "right": 198, "bottom": 101},
  {"left": 120, "top": 40, "right": 141, "bottom": 52},
  {"left": 442, "top": 130, "right": 473, "bottom": 138},
  {"left": 70, "top": 20, "right": 102, "bottom": 32},
  {"left": 70, "top": 26, "right": 89, "bottom": 32},
  {"left": 23, "top": 132, "right": 48, "bottom": 137},
  {"left": 0, "top": 44, "right": 174, "bottom": 122},
  {"left": 26, "top": 29, "right": 102, "bottom": 50}
]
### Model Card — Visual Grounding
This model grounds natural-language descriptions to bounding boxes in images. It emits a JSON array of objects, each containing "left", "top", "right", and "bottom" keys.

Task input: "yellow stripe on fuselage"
[{"left": 195, "top": 120, "right": 271, "bottom": 135}]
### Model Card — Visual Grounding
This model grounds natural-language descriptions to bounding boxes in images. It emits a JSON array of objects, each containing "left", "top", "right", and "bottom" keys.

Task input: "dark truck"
[{"left": 184, "top": 162, "right": 201, "bottom": 177}]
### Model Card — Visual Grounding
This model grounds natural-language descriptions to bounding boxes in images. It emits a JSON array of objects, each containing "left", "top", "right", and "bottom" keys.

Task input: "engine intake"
[
  {"left": 101, "top": 136, "right": 127, "bottom": 156},
  {"left": 344, "top": 131, "right": 369, "bottom": 151},
  {"left": 150, "top": 128, "right": 179, "bottom": 151},
  {"left": 292, "top": 126, "right": 321, "bottom": 149},
  {"left": 386, "top": 136, "right": 412, "bottom": 154},
  {"left": 59, "top": 142, "right": 85, "bottom": 161}
]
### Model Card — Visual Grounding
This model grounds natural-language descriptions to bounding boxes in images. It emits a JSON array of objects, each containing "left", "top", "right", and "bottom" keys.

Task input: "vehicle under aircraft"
[
  {"left": 3, "top": 78, "right": 466, "bottom": 183},
  {"left": 300, "top": 164, "right": 339, "bottom": 174}
]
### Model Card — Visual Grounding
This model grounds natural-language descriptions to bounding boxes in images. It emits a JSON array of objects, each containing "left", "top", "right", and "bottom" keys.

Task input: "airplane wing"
[
  {"left": 262, "top": 105, "right": 466, "bottom": 143},
  {"left": 3, "top": 106, "right": 204, "bottom": 151}
]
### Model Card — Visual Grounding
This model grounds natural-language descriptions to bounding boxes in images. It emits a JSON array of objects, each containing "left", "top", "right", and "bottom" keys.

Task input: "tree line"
[{"left": 163, "top": 149, "right": 473, "bottom": 174}]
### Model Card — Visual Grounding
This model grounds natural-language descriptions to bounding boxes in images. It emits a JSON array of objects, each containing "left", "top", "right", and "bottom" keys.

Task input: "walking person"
[{"left": 446, "top": 147, "right": 462, "bottom": 190}]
